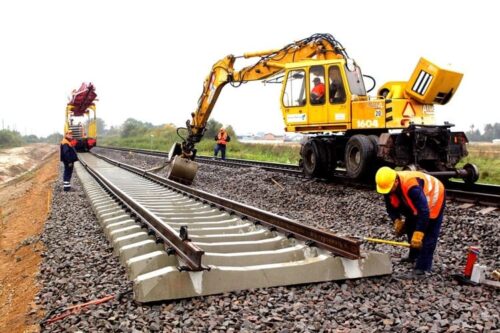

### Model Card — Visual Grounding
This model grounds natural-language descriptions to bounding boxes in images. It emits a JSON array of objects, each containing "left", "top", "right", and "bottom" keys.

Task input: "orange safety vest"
[
  {"left": 61, "top": 137, "right": 75, "bottom": 147},
  {"left": 389, "top": 171, "right": 445, "bottom": 219},
  {"left": 217, "top": 131, "right": 228, "bottom": 145},
  {"left": 312, "top": 83, "right": 325, "bottom": 98}
]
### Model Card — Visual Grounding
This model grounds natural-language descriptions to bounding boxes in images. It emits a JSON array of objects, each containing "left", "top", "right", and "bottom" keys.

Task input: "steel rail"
[
  {"left": 445, "top": 181, "right": 500, "bottom": 207},
  {"left": 78, "top": 157, "right": 206, "bottom": 270},
  {"left": 91, "top": 151, "right": 362, "bottom": 259},
  {"left": 97, "top": 145, "right": 304, "bottom": 174},
  {"left": 97, "top": 146, "right": 500, "bottom": 207}
]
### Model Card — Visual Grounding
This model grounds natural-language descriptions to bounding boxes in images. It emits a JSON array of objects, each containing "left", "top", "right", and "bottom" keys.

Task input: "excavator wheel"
[
  {"left": 463, "top": 163, "right": 480, "bottom": 185},
  {"left": 322, "top": 140, "right": 337, "bottom": 176},
  {"left": 366, "top": 134, "right": 382, "bottom": 176},
  {"left": 301, "top": 140, "right": 324, "bottom": 178},
  {"left": 344, "top": 134, "right": 376, "bottom": 180}
]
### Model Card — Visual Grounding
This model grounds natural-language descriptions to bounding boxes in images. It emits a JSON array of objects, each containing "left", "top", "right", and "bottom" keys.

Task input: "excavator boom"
[{"left": 179, "top": 33, "right": 348, "bottom": 158}]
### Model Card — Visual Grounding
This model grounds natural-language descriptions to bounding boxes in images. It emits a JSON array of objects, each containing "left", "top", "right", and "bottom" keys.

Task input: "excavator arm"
[{"left": 179, "top": 33, "right": 350, "bottom": 158}]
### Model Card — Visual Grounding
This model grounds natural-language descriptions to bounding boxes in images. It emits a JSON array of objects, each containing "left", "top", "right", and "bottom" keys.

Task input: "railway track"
[
  {"left": 97, "top": 146, "right": 500, "bottom": 208},
  {"left": 75, "top": 152, "right": 391, "bottom": 302}
]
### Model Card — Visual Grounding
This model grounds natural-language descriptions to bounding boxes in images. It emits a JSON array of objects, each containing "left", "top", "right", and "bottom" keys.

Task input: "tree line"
[
  {"left": 3, "top": 119, "right": 497, "bottom": 149},
  {"left": 0, "top": 129, "right": 62, "bottom": 148},
  {"left": 101, "top": 118, "right": 236, "bottom": 141},
  {"left": 0, "top": 117, "right": 236, "bottom": 149},
  {"left": 466, "top": 123, "right": 500, "bottom": 142}
]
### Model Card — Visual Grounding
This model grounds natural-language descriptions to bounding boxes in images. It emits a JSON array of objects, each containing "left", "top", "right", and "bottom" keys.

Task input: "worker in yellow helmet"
[{"left": 375, "top": 166, "right": 445, "bottom": 279}]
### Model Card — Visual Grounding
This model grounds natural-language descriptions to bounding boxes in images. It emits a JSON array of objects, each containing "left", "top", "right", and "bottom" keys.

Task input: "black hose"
[
  {"left": 363, "top": 74, "right": 376, "bottom": 93},
  {"left": 176, "top": 127, "right": 187, "bottom": 141}
]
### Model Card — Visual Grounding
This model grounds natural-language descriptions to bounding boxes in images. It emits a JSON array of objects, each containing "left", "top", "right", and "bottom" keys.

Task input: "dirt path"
[{"left": 0, "top": 146, "right": 59, "bottom": 333}]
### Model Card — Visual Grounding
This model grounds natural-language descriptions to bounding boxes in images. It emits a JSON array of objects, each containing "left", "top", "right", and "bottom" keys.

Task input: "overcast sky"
[{"left": 0, "top": 0, "right": 498, "bottom": 137}]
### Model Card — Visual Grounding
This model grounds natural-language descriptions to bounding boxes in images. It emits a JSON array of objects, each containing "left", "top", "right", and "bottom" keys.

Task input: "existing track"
[{"left": 97, "top": 146, "right": 500, "bottom": 208}]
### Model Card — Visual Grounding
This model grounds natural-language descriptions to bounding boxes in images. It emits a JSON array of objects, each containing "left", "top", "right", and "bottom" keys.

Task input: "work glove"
[
  {"left": 393, "top": 218, "right": 405, "bottom": 237},
  {"left": 410, "top": 231, "right": 425, "bottom": 249}
]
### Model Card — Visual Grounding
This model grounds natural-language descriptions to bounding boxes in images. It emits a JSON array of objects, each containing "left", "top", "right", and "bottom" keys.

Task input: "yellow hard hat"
[{"left": 375, "top": 166, "right": 397, "bottom": 194}]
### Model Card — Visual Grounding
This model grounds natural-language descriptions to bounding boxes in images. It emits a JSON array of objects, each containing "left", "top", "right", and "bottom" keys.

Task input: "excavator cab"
[{"left": 281, "top": 59, "right": 365, "bottom": 134}]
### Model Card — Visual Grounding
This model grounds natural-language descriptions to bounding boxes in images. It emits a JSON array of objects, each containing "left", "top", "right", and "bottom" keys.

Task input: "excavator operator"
[
  {"left": 310, "top": 77, "right": 325, "bottom": 104},
  {"left": 375, "top": 166, "right": 446, "bottom": 279}
]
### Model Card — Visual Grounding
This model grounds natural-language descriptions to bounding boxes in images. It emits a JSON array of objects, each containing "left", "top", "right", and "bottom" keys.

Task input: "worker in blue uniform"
[
  {"left": 375, "top": 167, "right": 446, "bottom": 279},
  {"left": 60, "top": 131, "right": 78, "bottom": 192}
]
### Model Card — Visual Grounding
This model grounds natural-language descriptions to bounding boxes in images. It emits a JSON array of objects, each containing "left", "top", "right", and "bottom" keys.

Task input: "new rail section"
[{"left": 75, "top": 152, "right": 391, "bottom": 302}]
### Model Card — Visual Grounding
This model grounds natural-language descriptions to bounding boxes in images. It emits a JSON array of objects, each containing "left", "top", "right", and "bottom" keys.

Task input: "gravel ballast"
[{"left": 37, "top": 149, "right": 499, "bottom": 332}]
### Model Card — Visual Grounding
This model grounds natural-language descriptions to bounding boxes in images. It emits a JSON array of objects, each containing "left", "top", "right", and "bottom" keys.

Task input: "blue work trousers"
[
  {"left": 63, "top": 163, "right": 74, "bottom": 191},
  {"left": 405, "top": 201, "right": 445, "bottom": 272},
  {"left": 214, "top": 144, "right": 227, "bottom": 160}
]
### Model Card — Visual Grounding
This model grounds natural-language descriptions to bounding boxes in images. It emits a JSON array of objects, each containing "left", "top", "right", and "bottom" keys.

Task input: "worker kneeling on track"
[{"left": 375, "top": 166, "right": 445, "bottom": 279}]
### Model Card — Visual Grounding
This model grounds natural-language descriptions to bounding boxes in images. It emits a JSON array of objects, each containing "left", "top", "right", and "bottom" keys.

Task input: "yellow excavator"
[{"left": 168, "top": 33, "right": 478, "bottom": 185}]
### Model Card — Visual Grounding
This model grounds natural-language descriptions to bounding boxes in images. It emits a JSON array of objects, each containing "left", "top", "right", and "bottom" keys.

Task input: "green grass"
[
  {"left": 100, "top": 131, "right": 301, "bottom": 164},
  {"left": 458, "top": 143, "right": 500, "bottom": 185},
  {"left": 458, "top": 156, "right": 500, "bottom": 185},
  {"left": 99, "top": 129, "right": 180, "bottom": 151},
  {"left": 196, "top": 140, "right": 301, "bottom": 164}
]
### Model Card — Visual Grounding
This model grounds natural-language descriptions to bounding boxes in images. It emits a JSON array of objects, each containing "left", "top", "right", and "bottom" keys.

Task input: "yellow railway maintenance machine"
[
  {"left": 64, "top": 83, "right": 98, "bottom": 152},
  {"left": 169, "top": 33, "right": 478, "bottom": 185}
]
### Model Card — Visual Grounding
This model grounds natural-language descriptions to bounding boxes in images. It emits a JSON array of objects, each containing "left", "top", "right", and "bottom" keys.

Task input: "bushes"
[{"left": 0, "top": 130, "right": 24, "bottom": 148}]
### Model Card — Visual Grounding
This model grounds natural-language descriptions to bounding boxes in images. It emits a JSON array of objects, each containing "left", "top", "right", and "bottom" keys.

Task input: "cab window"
[
  {"left": 309, "top": 66, "right": 325, "bottom": 105},
  {"left": 283, "top": 70, "right": 306, "bottom": 107},
  {"left": 328, "top": 66, "right": 346, "bottom": 104}
]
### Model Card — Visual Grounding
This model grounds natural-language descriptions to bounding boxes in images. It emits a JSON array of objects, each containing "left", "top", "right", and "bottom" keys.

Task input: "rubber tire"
[
  {"left": 367, "top": 134, "right": 382, "bottom": 175},
  {"left": 344, "top": 134, "right": 375, "bottom": 179},
  {"left": 318, "top": 140, "right": 336, "bottom": 177},
  {"left": 301, "top": 140, "right": 322, "bottom": 178},
  {"left": 368, "top": 135, "right": 379, "bottom": 154}
]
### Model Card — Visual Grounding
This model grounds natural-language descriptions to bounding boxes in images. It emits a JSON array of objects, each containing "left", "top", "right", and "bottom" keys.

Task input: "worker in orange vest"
[
  {"left": 60, "top": 131, "right": 78, "bottom": 192},
  {"left": 214, "top": 127, "right": 231, "bottom": 160},
  {"left": 310, "top": 77, "right": 325, "bottom": 104},
  {"left": 375, "top": 166, "right": 446, "bottom": 279}
]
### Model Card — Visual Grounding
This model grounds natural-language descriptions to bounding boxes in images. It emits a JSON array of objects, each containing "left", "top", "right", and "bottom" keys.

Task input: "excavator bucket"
[
  {"left": 166, "top": 143, "right": 199, "bottom": 185},
  {"left": 405, "top": 58, "right": 463, "bottom": 105}
]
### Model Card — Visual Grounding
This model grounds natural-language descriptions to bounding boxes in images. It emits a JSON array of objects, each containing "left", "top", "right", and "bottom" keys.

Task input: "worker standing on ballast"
[
  {"left": 375, "top": 166, "right": 446, "bottom": 279},
  {"left": 60, "top": 131, "right": 78, "bottom": 192},
  {"left": 214, "top": 127, "right": 230, "bottom": 160}
]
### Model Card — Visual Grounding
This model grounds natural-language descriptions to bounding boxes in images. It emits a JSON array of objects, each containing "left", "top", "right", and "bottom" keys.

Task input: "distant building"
[{"left": 283, "top": 133, "right": 305, "bottom": 142}]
